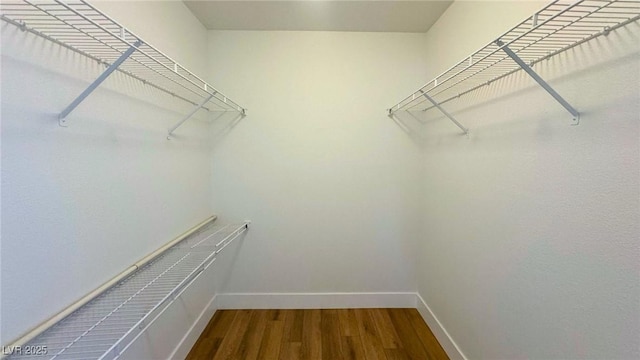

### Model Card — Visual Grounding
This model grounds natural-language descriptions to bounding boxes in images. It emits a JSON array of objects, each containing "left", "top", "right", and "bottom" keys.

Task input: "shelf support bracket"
[
  {"left": 167, "top": 93, "right": 215, "bottom": 139},
  {"left": 496, "top": 39, "right": 580, "bottom": 124},
  {"left": 58, "top": 40, "right": 142, "bottom": 126},
  {"left": 419, "top": 90, "right": 469, "bottom": 134}
]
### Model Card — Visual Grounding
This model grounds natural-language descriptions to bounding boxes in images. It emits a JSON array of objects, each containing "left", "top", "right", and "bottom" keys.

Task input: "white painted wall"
[
  {"left": 412, "top": 2, "right": 640, "bottom": 359},
  {"left": 3, "top": 1, "right": 638, "bottom": 359},
  {"left": 0, "top": 1, "right": 218, "bottom": 348},
  {"left": 206, "top": 31, "right": 427, "bottom": 298}
]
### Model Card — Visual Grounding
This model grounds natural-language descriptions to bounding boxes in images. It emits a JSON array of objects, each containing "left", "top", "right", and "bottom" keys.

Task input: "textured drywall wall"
[
  {"left": 413, "top": 1, "right": 640, "bottom": 359},
  {"left": 205, "top": 30, "right": 427, "bottom": 296},
  {"left": 0, "top": 1, "right": 215, "bottom": 345}
]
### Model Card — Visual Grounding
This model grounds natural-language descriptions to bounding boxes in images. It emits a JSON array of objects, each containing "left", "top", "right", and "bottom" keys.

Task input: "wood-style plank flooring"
[{"left": 186, "top": 309, "right": 449, "bottom": 360}]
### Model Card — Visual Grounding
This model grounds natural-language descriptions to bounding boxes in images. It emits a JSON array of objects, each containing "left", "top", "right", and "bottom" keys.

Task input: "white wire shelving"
[
  {"left": 388, "top": 0, "right": 640, "bottom": 133},
  {"left": 4, "top": 222, "right": 249, "bottom": 360},
  {"left": 0, "top": 0, "right": 246, "bottom": 136}
]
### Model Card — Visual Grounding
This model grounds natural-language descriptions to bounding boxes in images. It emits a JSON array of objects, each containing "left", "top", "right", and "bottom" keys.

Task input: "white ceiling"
[{"left": 183, "top": 1, "right": 453, "bottom": 33}]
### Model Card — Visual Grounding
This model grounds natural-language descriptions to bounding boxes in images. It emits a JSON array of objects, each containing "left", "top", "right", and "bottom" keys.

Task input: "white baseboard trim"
[
  {"left": 168, "top": 292, "right": 464, "bottom": 360},
  {"left": 416, "top": 293, "right": 467, "bottom": 360},
  {"left": 168, "top": 294, "right": 219, "bottom": 360},
  {"left": 216, "top": 292, "right": 418, "bottom": 309}
]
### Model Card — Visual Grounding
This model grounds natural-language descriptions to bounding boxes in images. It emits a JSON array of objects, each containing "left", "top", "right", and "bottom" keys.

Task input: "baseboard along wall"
[{"left": 169, "top": 292, "right": 466, "bottom": 360}]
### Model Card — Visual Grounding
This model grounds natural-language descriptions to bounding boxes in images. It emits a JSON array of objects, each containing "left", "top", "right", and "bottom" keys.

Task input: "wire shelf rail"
[
  {"left": 3, "top": 222, "right": 249, "bottom": 360},
  {"left": 0, "top": 0, "right": 246, "bottom": 135},
  {"left": 388, "top": 0, "right": 640, "bottom": 132}
]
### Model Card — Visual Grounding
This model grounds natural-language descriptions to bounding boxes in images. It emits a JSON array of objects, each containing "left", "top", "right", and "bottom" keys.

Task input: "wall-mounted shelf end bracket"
[
  {"left": 58, "top": 40, "right": 143, "bottom": 127},
  {"left": 495, "top": 39, "right": 580, "bottom": 125},
  {"left": 418, "top": 90, "right": 469, "bottom": 135}
]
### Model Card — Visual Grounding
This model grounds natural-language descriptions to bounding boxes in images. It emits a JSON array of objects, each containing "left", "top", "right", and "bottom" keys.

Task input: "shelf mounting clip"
[
  {"left": 496, "top": 39, "right": 580, "bottom": 124},
  {"left": 58, "top": 40, "right": 142, "bottom": 126}
]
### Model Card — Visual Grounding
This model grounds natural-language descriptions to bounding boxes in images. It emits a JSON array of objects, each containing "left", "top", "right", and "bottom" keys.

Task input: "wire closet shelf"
[
  {"left": 0, "top": 0, "right": 246, "bottom": 134},
  {"left": 388, "top": 0, "right": 640, "bottom": 133},
  {"left": 4, "top": 222, "right": 249, "bottom": 360}
]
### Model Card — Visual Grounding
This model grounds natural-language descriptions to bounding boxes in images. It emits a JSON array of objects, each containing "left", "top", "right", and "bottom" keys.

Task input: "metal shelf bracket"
[
  {"left": 496, "top": 39, "right": 580, "bottom": 124},
  {"left": 166, "top": 96, "right": 247, "bottom": 139},
  {"left": 419, "top": 90, "right": 469, "bottom": 134},
  {"left": 167, "top": 93, "right": 215, "bottom": 139},
  {"left": 58, "top": 40, "right": 143, "bottom": 126}
]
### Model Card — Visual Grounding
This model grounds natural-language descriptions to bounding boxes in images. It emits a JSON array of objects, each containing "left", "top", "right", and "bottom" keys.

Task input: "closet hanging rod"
[
  {"left": 2, "top": 220, "right": 251, "bottom": 360},
  {"left": 387, "top": 0, "right": 640, "bottom": 130},
  {"left": 0, "top": 0, "right": 246, "bottom": 132},
  {"left": 0, "top": 215, "right": 217, "bottom": 359}
]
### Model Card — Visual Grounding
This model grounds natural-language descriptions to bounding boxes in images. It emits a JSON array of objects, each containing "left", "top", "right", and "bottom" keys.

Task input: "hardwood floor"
[{"left": 186, "top": 309, "right": 449, "bottom": 360}]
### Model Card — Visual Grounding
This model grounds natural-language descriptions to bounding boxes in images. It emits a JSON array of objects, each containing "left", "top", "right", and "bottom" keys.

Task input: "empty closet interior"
[{"left": 1, "top": 0, "right": 639, "bottom": 359}]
